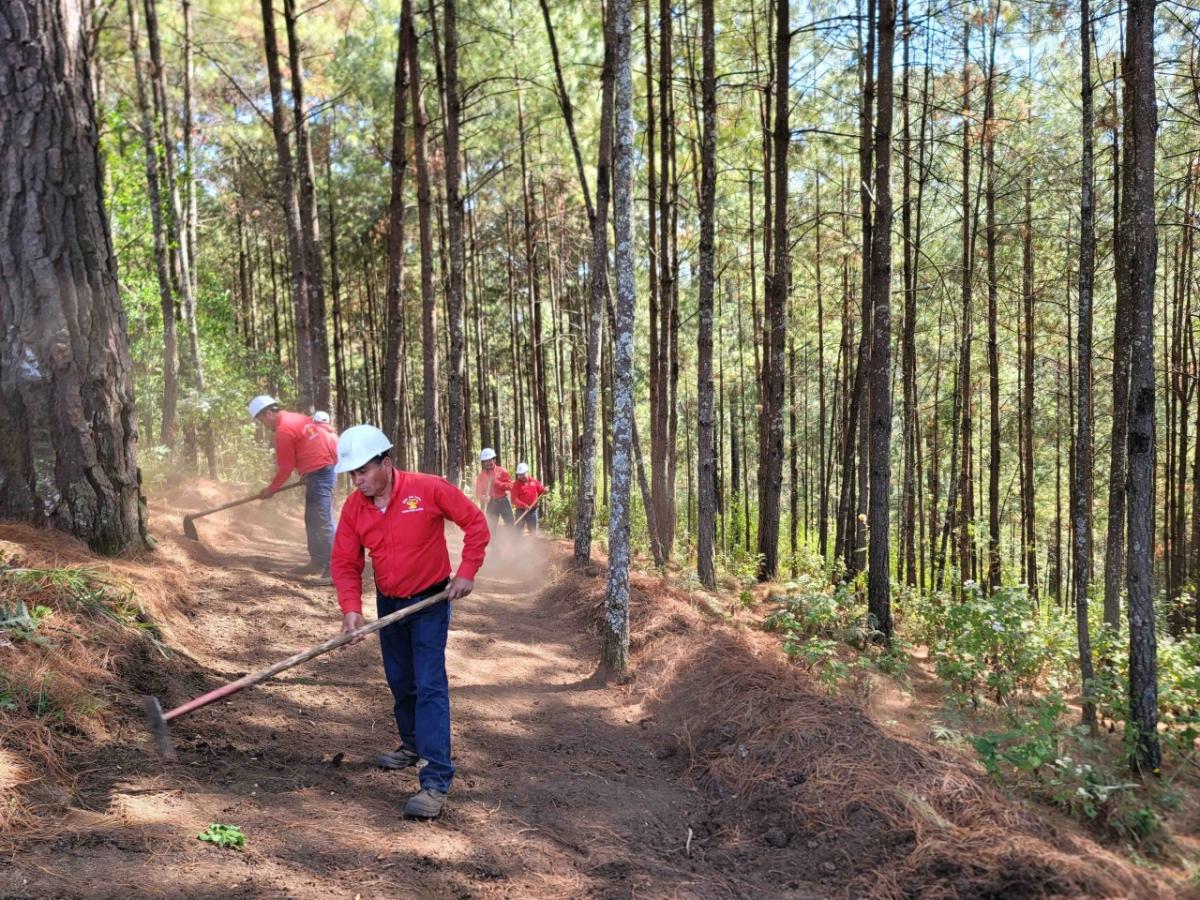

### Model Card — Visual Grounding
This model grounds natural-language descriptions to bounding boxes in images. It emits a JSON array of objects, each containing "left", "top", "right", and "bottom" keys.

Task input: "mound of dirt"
[
  {"left": 542, "top": 564, "right": 1164, "bottom": 899},
  {"left": 0, "top": 519, "right": 213, "bottom": 843}
]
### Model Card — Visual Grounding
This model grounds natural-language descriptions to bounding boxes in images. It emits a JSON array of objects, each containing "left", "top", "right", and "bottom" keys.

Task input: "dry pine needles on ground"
[{"left": 543, "top": 564, "right": 1162, "bottom": 898}]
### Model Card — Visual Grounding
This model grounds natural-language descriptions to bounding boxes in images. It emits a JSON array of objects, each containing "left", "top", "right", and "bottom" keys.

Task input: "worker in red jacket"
[
  {"left": 472, "top": 448, "right": 514, "bottom": 531},
  {"left": 330, "top": 424, "right": 489, "bottom": 820},
  {"left": 511, "top": 462, "right": 548, "bottom": 534},
  {"left": 249, "top": 395, "right": 338, "bottom": 579}
]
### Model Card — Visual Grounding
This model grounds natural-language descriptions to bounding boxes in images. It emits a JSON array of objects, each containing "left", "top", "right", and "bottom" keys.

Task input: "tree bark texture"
[{"left": 0, "top": 0, "right": 146, "bottom": 554}]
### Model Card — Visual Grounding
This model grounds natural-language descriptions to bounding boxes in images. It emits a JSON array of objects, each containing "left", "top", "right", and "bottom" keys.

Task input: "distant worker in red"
[
  {"left": 472, "top": 448, "right": 513, "bottom": 531},
  {"left": 311, "top": 411, "right": 338, "bottom": 457},
  {"left": 330, "top": 425, "right": 489, "bottom": 819},
  {"left": 511, "top": 462, "right": 548, "bottom": 534},
  {"left": 248, "top": 395, "right": 338, "bottom": 580}
]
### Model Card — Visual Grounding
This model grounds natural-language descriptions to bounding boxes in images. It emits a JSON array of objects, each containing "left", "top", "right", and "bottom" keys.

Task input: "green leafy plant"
[
  {"left": 916, "top": 582, "right": 1055, "bottom": 708},
  {"left": 197, "top": 823, "right": 246, "bottom": 851},
  {"left": 971, "top": 695, "right": 1163, "bottom": 845}
]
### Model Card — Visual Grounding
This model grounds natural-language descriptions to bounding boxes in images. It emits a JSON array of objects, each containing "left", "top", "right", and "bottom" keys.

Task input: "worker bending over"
[
  {"left": 330, "top": 425, "right": 489, "bottom": 819},
  {"left": 248, "top": 395, "right": 338, "bottom": 579},
  {"left": 511, "top": 463, "right": 548, "bottom": 534}
]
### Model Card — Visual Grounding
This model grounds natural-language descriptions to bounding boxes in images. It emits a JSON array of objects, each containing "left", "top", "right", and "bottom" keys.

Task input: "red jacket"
[
  {"left": 473, "top": 466, "right": 512, "bottom": 501},
  {"left": 511, "top": 477, "right": 547, "bottom": 510},
  {"left": 330, "top": 469, "right": 490, "bottom": 614},
  {"left": 266, "top": 411, "right": 338, "bottom": 494}
]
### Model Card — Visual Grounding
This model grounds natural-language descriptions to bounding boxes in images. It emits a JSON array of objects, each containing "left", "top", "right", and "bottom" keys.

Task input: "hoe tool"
[
  {"left": 142, "top": 588, "right": 450, "bottom": 759},
  {"left": 181, "top": 480, "right": 304, "bottom": 541}
]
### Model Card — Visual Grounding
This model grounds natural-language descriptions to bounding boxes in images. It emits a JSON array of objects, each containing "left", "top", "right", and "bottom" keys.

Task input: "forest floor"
[{"left": 0, "top": 481, "right": 1192, "bottom": 898}]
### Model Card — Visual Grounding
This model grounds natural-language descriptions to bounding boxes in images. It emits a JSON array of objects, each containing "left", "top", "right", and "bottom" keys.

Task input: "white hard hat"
[
  {"left": 335, "top": 424, "right": 393, "bottom": 474},
  {"left": 248, "top": 394, "right": 279, "bottom": 420},
  {"left": 480, "top": 447, "right": 497, "bottom": 462},
  {"left": 515, "top": 462, "right": 530, "bottom": 475},
  {"left": 312, "top": 411, "right": 331, "bottom": 424}
]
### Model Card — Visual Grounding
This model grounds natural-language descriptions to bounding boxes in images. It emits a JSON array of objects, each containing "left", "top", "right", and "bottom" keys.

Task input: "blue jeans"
[
  {"left": 377, "top": 581, "right": 453, "bottom": 793},
  {"left": 304, "top": 464, "right": 336, "bottom": 568},
  {"left": 486, "top": 496, "right": 514, "bottom": 531},
  {"left": 516, "top": 506, "right": 538, "bottom": 533}
]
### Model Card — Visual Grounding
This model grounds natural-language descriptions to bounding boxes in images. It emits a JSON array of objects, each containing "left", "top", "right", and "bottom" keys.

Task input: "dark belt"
[{"left": 378, "top": 577, "right": 450, "bottom": 604}]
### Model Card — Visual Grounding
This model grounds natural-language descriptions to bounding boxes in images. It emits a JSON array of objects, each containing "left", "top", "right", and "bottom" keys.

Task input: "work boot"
[
  {"left": 312, "top": 566, "right": 333, "bottom": 586},
  {"left": 377, "top": 747, "right": 427, "bottom": 770},
  {"left": 290, "top": 561, "right": 322, "bottom": 576},
  {"left": 403, "top": 788, "right": 447, "bottom": 819}
]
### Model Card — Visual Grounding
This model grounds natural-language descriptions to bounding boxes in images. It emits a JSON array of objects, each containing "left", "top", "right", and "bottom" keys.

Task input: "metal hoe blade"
[{"left": 141, "top": 695, "right": 177, "bottom": 760}]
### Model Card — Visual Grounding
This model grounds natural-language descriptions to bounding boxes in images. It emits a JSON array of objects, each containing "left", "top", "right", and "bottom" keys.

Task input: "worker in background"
[
  {"left": 472, "top": 448, "right": 513, "bottom": 531},
  {"left": 511, "top": 462, "right": 548, "bottom": 534},
  {"left": 312, "top": 411, "right": 338, "bottom": 457},
  {"left": 248, "top": 395, "right": 338, "bottom": 580},
  {"left": 330, "top": 424, "right": 489, "bottom": 819}
]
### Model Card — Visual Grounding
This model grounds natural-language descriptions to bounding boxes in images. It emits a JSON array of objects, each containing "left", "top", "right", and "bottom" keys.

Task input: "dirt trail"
[{"left": 4, "top": 488, "right": 792, "bottom": 899}]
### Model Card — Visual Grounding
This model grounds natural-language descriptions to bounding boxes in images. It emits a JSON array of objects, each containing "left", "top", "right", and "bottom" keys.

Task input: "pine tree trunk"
[
  {"left": 754, "top": 0, "right": 789, "bottom": 581},
  {"left": 382, "top": 2, "right": 411, "bottom": 451},
  {"left": 602, "top": 0, "right": 635, "bottom": 674},
  {"left": 405, "top": 0, "right": 441, "bottom": 474},
  {"left": 696, "top": 0, "right": 718, "bottom": 588},
  {"left": 957, "top": 19, "right": 975, "bottom": 590},
  {"left": 573, "top": 17, "right": 616, "bottom": 563},
  {"left": 1105, "top": 105, "right": 1130, "bottom": 630},
  {"left": 1073, "top": 0, "right": 1097, "bottom": 728},
  {"left": 126, "top": 0, "right": 178, "bottom": 447},
  {"left": 0, "top": 0, "right": 147, "bottom": 554},
  {"left": 1121, "top": 0, "right": 1160, "bottom": 775},
  {"left": 442, "top": 0, "right": 466, "bottom": 485},
  {"left": 983, "top": 9, "right": 1001, "bottom": 594},
  {"left": 283, "top": 0, "right": 330, "bottom": 411},
  {"left": 867, "top": 0, "right": 895, "bottom": 643},
  {"left": 182, "top": 0, "right": 198, "bottom": 297},
  {"left": 1022, "top": 174, "right": 1038, "bottom": 603},
  {"left": 260, "top": 0, "right": 314, "bottom": 408},
  {"left": 899, "top": 0, "right": 917, "bottom": 588}
]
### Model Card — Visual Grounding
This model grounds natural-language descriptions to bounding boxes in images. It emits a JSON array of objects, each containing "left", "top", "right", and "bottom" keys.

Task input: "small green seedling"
[{"left": 197, "top": 823, "right": 245, "bottom": 851}]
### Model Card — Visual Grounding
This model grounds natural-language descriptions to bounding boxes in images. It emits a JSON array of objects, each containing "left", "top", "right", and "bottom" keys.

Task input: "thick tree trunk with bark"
[
  {"left": 0, "top": 0, "right": 146, "bottom": 554},
  {"left": 1121, "top": 0, "right": 1159, "bottom": 775},
  {"left": 755, "top": 0, "right": 789, "bottom": 581},
  {"left": 603, "top": 0, "right": 635, "bottom": 674}
]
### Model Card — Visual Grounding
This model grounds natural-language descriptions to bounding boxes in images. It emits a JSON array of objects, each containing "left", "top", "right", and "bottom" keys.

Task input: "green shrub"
[{"left": 916, "top": 582, "right": 1056, "bottom": 708}]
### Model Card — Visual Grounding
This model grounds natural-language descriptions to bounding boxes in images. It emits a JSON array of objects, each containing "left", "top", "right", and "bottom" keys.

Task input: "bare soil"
[{"left": 0, "top": 481, "right": 1179, "bottom": 898}]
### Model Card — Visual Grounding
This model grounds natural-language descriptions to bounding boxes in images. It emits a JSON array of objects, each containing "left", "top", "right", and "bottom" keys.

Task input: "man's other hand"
[
  {"left": 341, "top": 611, "right": 367, "bottom": 645},
  {"left": 448, "top": 577, "right": 474, "bottom": 601},
  {"left": 258, "top": 487, "right": 273, "bottom": 501}
]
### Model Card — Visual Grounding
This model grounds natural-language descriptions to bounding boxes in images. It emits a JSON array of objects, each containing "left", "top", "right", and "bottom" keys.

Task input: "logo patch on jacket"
[{"left": 401, "top": 495, "right": 424, "bottom": 513}]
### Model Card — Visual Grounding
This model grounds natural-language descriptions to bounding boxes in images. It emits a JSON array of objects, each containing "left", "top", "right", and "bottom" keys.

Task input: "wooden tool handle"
[
  {"left": 164, "top": 589, "right": 450, "bottom": 722},
  {"left": 189, "top": 479, "right": 305, "bottom": 521}
]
